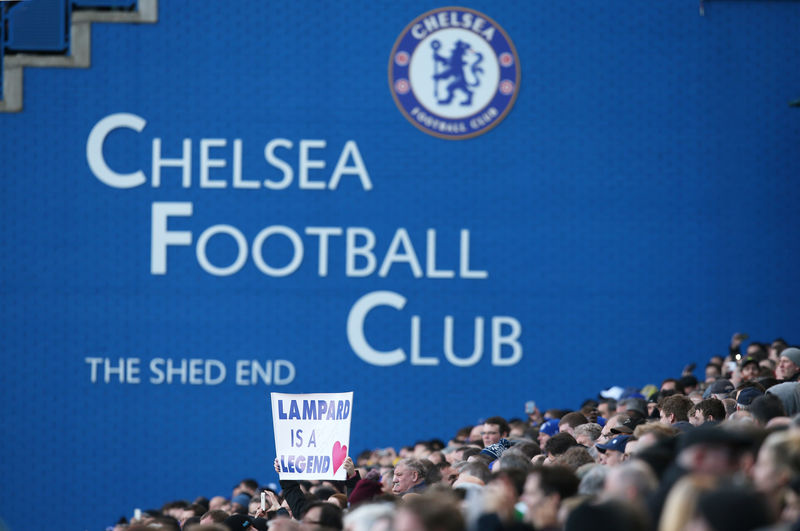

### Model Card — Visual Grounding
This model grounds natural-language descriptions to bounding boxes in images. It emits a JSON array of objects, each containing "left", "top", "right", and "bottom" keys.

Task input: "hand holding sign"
[
  {"left": 271, "top": 392, "right": 353, "bottom": 480},
  {"left": 343, "top": 456, "right": 355, "bottom": 479}
]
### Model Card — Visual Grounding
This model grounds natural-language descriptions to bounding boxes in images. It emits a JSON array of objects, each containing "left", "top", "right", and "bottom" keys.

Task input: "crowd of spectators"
[{"left": 111, "top": 334, "right": 800, "bottom": 531}]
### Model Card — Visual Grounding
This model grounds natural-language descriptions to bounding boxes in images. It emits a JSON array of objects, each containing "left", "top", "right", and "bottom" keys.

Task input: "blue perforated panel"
[
  {"left": 4, "top": 0, "right": 70, "bottom": 52},
  {"left": 1, "top": 1, "right": 799, "bottom": 529}
]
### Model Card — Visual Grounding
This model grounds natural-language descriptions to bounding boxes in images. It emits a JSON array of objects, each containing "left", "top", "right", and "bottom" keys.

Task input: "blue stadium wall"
[{"left": 1, "top": 1, "right": 799, "bottom": 529}]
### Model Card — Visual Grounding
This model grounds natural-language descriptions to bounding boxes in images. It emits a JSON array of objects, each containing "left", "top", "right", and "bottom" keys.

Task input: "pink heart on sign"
[{"left": 332, "top": 441, "right": 347, "bottom": 475}]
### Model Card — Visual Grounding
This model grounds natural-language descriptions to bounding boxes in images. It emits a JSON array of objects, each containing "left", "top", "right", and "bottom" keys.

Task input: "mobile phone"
[
  {"left": 525, "top": 401, "right": 536, "bottom": 414},
  {"left": 261, "top": 491, "right": 267, "bottom": 511},
  {"left": 134, "top": 508, "right": 142, "bottom": 521},
  {"left": 726, "top": 361, "right": 737, "bottom": 372}
]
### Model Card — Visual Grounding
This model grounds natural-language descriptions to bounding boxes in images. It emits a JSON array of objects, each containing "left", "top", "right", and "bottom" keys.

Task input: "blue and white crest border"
[{"left": 388, "top": 6, "right": 521, "bottom": 140}]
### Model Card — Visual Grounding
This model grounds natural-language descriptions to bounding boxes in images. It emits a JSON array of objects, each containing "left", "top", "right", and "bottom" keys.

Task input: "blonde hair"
[
  {"left": 657, "top": 474, "right": 718, "bottom": 531},
  {"left": 760, "top": 430, "right": 800, "bottom": 476}
]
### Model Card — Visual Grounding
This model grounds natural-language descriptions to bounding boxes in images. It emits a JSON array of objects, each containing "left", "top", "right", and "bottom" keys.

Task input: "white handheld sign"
[{"left": 271, "top": 392, "right": 353, "bottom": 480}]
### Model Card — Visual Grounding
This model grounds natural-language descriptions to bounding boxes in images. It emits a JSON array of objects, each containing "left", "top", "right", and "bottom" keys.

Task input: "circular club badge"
[{"left": 389, "top": 7, "right": 520, "bottom": 140}]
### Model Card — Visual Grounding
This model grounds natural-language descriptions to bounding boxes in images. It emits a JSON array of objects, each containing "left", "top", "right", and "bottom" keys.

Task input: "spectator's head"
[
  {"left": 618, "top": 398, "right": 647, "bottom": 419},
  {"left": 633, "top": 422, "right": 677, "bottom": 451},
  {"left": 454, "top": 460, "right": 491, "bottom": 486},
  {"left": 770, "top": 339, "right": 789, "bottom": 361},
  {"left": 391, "top": 459, "right": 426, "bottom": 495},
  {"left": 679, "top": 376, "right": 699, "bottom": 395},
  {"left": 343, "top": 503, "right": 394, "bottom": 531},
  {"left": 299, "top": 501, "right": 343, "bottom": 531},
  {"left": 752, "top": 430, "right": 800, "bottom": 497},
  {"left": 564, "top": 499, "right": 648, "bottom": 531},
  {"left": 434, "top": 461, "right": 459, "bottom": 486},
  {"left": 736, "top": 387, "right": 763, "bottom": 411},
  {"left": 659, "top": 395, "right": 693, "bottom": 424},
  {"left": 602, "top": 460, "right": 657, "bottom": 506},
  {"left": 208, "top": 497, "right": 228, "bottom": 511},
  {"left": 705, "top": 363, "right": 722, "bottom": 382},
  {"left": 223, "top": 514, "right": 256, "bottom": 531},
  {"left": 741, "top": 357, "right": 760, "bottom": 382},
  {"left": 778, "top": 348, "right": 800, "bottom": 380},
  {"left": 691, "top": 485, "right": 774, "bottom": 531},
  {"left": 468, "top": 425, "right": 483, "bottom": 445},
  {"left": 747, "top": 342, "right": 769, "bottom": 361},
  {"left": 677, "top": 425, "right": 754, "bottom": 476},
  {"left": 553, "top": 446, "right": 595, "bottom": 471},
  {"left": 597, "top": 414, "right": 630, "bottom": 445},
  {"left": 544, "top": 433, "right": 578, "bottom": 460},
  {"left": 596, "top": 435, "right": 632, "bottom": 467},
  {"left": 767, "top": 382, "right": 800, "bottom": 417},
  {"left": 749, "top": 393, "right": 786, "bottom": 426},
  {"left": 688, "top": 398, "right": 726, "bottom": 426},
  {"left": 538, "top": 418, "right": 560, "bottom": 449},
  {"left": 482, "top": 416, "right": 510, "bottom": 447},
  {"left": 661, "top": 379, "right": 678, "bottom": 393},
  {"left": 707, "top": 379, "right": 734, "bottom": 400},
  {"left": 558, "top": 412, "right": 589, "bottom": 436},
  {"left": 394, "top": 488, "right": 464, "bottom": 531},
  {"left": 520, "top": 466, "right": 579, "bottom": 530},
  {"left": 573, "top": 423, "right": 602, "bottom": 447},
  {"left": 233, "top": 478, "right": 258, "bottom": 498},
  {"left": 200, "top": 510, "right": 230, "bottom": 525},
  {"left": 496, "top": 451, "right": 535, "bottom": 473},
  {"left": 597, "top": 399, "right": 617, "bottom": 419}
]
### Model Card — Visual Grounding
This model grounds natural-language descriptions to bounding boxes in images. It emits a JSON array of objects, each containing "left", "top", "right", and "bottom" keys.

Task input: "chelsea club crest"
[{"left": 389, "top": 7, "right": 520, "bottom": 140}]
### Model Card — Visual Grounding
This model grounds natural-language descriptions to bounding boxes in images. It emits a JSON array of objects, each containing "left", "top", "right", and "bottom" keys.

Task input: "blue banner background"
[{"left": 1, "top": 1, "right": 799, "bottom": 529}]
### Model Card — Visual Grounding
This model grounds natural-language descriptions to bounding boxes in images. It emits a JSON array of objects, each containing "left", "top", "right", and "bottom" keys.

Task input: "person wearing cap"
[
  {"left": 767, "top": 381, "right": 800, "bottom": 417},
  {"left": 679, "top": 425, "right": 755, "bottom": 476},
  {"left": 706, "top": 378, "right": 734, "bottom": 400},
  {"left": 777, "top": 347, "right": 800, "bottom": 381},
  {"left": 230, "top": 493, "right": 252, "bottom": 514},
  {"left": 596, "top": 435, "right": 632, "bottom": 466},
  {"left": 537, "top": 418, "right": 560, "bottom": 450},
  {"left": 618, "top": 397, "right": 647, "bottom": 420},
  {"left": 678, "top": 375, "right": 699, "bottom": 395},
  {"left": 740, "top": 356, "right": 760, "bottom": 382},
  {"left": 611, "top": 416, "right": 644, "bottom": 438},
  {"left": 596, "top": 413, "right": 629, "bottom": 445},
  {"left": 650, "top": 424, "right": 757, "bottom": 524},
  {"left": 736, "top": 386, "right": 763, "bottom": 411}
]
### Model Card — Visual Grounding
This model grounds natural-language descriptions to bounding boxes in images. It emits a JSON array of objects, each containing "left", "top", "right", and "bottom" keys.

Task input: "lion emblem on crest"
[{"left": 432, "top": 39, "right": 484, "bottom": 106}]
